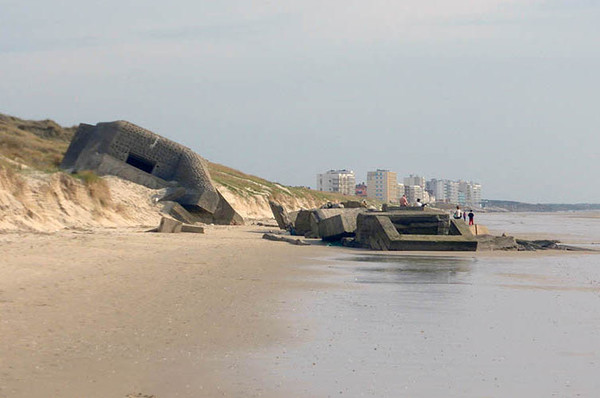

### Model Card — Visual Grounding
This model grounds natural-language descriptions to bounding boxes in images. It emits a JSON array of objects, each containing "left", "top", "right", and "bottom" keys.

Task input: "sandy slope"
[
  {"left": 0, "top": 161, "right": 332, "bottom": 232},
  {"left": 0, "top": 166, "right": 163, "bottom": 232}
]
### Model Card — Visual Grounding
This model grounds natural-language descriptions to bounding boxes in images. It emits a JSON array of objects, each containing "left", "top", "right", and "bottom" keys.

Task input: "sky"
[{"left": 1, "top": 0, "right": 599, "bottom": 203}]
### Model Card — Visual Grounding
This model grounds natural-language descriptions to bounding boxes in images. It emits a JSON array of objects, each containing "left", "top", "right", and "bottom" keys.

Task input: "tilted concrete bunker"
[{"left": 61, "top": 120, "right": 243, "bottom": 225}]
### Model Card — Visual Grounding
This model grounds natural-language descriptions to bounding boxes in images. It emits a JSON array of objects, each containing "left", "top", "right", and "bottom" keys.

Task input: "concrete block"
[
  {"left": 213, "top": 191, "right": 244, "bottom": 225},
  {"left": 269, "top": 201, "right": 291, "bottom": 230},
  {"left": 294, "top": 210, "right": 314, "bottom": 236},
  {"left": 157, "top": 217, "right": 182, "bottom": 233},
  {"left": 181, "top": 224, "right": 205, "bottom": 234},
  {"left": 161, "top": 201, "right": 196, "bottom": 224},
  {"left": 318, "top": 208, "right": 364, "bottom": 241}
]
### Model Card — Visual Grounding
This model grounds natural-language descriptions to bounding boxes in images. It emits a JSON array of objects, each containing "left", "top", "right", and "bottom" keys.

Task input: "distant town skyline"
[
  {"left": 1, "top": 1, "right": 599, "bottom": 203},
  {"left": 317, "top": 169, "right": 481, "bottom": 207}
]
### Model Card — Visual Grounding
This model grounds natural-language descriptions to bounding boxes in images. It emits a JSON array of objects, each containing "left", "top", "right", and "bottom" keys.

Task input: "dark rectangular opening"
[{"left": 126, "top": 153, "right": 156, "bottom": 174}]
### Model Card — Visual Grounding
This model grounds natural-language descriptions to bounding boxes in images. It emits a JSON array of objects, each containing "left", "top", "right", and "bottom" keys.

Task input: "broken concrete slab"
[
  {"left": 181, "top": 224, "right": 205, "bottom": 234},
  {"left": 262, "top": 233, "right": 311, "bottom": 246},
  {"left": 294, "top": 208, "right": 365, "bottom": 239},
  {"left": 318, "top": 208, "right": 365, "bottom": 241},
  {"left": 269, "top": 201, "right": 292, "bottom": 230},
  {"left": 288, "top": 210, "right": 299, "bottom": 226},
  {"left": 154, "top": 216, "right": 205, "bottom": 234},
  {"left": 293, "top": 209, "right": 314, "bottom": 236},
  {"left": 157, "top": 217, "right": 183, "bottom": 233},
  {"left": 212, "top": 191, "right": 244, "bottom": 226},
  {"left": 161, "top": 201, "right": 196, "bottom": 224}
]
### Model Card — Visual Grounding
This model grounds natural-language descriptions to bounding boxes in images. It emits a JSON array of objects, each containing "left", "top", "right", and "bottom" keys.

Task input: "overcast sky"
[{"left": 1, "top": 0, "right": 598, "bottom": 203}]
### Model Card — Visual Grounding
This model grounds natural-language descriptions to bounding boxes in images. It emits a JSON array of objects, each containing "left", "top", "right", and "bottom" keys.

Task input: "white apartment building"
[
  {"left": 367, "top": 169, "right": 398, "bottom": 203},
  {"left": 426, "top": 179, "right": 446, "bottom": 202},
  {"left": 405, "top": 185, "right": 424, "bottom": 204},
  {"left": 316, "top": 169, "right": 356, "bottom": 196},
  {"left": 424, "top": 178, "right": 482, "bottom": 206},
  {"left": 445, "top": 181, "right": 460, "bottom": 204},
  {"left": 404, "top": 175, "right": 425, "bottom": 188},
  {"left": 460, "top": 182, "right": 482, "bottom": 207}
]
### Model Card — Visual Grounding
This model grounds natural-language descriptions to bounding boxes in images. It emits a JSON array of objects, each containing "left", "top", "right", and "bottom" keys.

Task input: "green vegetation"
[
  {"left": 0, "top": 114, "right": 75, "bottom": 171},
  {"left": 73, "top": 170, "right": 101, "bottom": 185}
]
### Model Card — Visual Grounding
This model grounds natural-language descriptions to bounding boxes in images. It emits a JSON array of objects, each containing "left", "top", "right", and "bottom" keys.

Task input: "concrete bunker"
[
  {"left": 61, "top": 120, "right": 243, "bottom": 225},
  {"left": 125, "top": 152, "right": 156, "bottom": 174},
  {"left": 355, "top": 210, "right": 478, "bottom": 251}
]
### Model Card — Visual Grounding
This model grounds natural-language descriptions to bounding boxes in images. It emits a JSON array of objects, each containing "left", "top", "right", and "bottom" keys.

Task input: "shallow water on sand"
[
  {"left": 258, "top": 213, "right": 600, "bottom": 397},
  {"left": 477, "top": 211, "right": 600, "bottom": 246}
]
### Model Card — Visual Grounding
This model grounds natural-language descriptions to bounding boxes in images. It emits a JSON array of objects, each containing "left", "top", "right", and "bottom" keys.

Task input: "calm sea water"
[{"left": 257, "top": 212, "right": 600, "bottom": 397}]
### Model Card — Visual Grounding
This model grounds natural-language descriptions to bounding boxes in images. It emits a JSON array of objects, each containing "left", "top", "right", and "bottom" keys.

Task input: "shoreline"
[{"left": 1, "top": 224, "right": 597, "bottom": 397}]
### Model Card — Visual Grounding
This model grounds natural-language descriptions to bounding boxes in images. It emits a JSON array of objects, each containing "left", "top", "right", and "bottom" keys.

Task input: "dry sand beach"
[
  {"left": 2, "top": 214, "right": 600, "bottom": 397},
  {"left": 0, "top": 225, "right": 336, "bottom": 398}
]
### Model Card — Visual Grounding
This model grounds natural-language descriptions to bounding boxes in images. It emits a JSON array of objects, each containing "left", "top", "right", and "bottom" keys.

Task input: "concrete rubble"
[
  {"left": 262, "top": 233, "right": 311, "bottom": 246},
  {"left": 317, "top": 208, "right": 365, "bottom": 241},
  {"left": 267, "top": 201, "right": 480, "bottom": 251},
  {"left": 269, "top": 201, "right": 293, "bottom": 230},
  {"left": 153, "top": 216, "right": 205, "bottom": 234}
]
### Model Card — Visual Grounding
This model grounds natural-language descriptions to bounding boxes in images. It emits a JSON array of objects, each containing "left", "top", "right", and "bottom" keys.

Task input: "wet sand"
[
  {"left": 1, "top": 217, "right": 598, "bottom": 397},
  {"left": 253, "top": 251, "right": 600, "bottom": 397}
]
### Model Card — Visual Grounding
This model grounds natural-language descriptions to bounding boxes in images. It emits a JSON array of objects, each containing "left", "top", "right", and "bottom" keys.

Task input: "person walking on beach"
[
  {"left": 468, "top": 210, "right": 475, "bottom": 225},
  {"left": 399, "top": 194, "right": 409, "bottom": 207},
  {"left": 463, "top": 210, "right": 467, "bottom": 221}
]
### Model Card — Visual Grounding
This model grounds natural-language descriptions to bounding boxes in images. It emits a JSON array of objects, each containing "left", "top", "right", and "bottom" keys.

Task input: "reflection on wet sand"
[
  {"left": 265, "top": 251, "right": 600, "bottom": 397},
  {"left": 342, "top": 255, "right": 473, "bottom": 285}
]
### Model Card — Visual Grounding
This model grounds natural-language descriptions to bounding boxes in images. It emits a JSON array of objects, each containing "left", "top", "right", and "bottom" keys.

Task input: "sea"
[{"left": 253, "top": 212, "right": 600, "bottom": 397}]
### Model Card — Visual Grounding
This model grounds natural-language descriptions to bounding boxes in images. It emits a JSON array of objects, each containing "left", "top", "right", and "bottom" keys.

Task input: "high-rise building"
[
  {"left": 445, "top": 181, "right": 459, "bottom": 204},
  {"left": 425, "top": 178, "right": 482, "bottom": 206},
  {"left": 367, "top": 169, "right": 398, "bottom": 203},
  {"left": 470, "top": 183, "right": 482, "bottom": 206},
  {"left": 405, "top": 185, "right": 424, "bottom": 204},
  {"left": 458, "top": 181, "right": 482, "bottom": 207},
  {"left": 316, "top": 169, "right": 356, "bottom": 195},
  {"left": 404, "top": 175, "right": 425, "bottom": 188},
  {"left": 426, "top": 179, "right": 446, "bottom": 202}
]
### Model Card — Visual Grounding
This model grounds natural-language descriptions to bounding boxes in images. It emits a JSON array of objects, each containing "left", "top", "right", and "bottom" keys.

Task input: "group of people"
[
  {"left": 453, "top": 206, "right": 475, "bottom": 225},
  {"left": 398, "top": 195, "right": 475, "bottom": 225},
  {"left": 399, "top": 194, "right": 425, "bottom": 207},
  {"left": 399, "top": 195, "right": 427, "bottom": 208}
]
